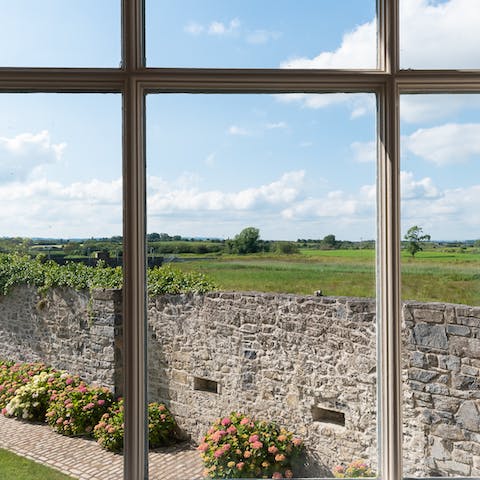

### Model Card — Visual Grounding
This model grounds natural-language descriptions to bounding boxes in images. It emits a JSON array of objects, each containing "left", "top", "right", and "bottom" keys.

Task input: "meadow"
[{"left": 171, "top": 248, "right": 480, "bottom": 306}]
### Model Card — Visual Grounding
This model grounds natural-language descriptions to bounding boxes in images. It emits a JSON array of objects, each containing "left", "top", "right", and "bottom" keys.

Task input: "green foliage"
[
  {"left": 404, "top": 226, "right": 431, "bottom": 257},
  {"left": 198, "top": 412, "right": 303, "bottom": 479},
  {"left": 333, "top": 460, "right": 375, "bottom": 478},
  {"left": 0, "top": 253, "right": 216, "bottom": 296},
  {"left": 147, "top": 264, "right": 217, "bottom": 296},
  {"left": 227, "top": 227, "right": 262, "bottom": 255},
  {"left": 274, "top": 242, "right": 299, "bottom": 255},
  {"left": 46, "top": 383, "right": 113, "bottom": 436},
  {"left": 94, "top": 399, "right": 176, "bottom": 452}
]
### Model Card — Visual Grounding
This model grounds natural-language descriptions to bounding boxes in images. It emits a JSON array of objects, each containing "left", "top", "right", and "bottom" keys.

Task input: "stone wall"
[
  {"left": 147, "top": 292, "right": 377, "bottom": 477},
  {"left": 0, "top": 286, "right": 123, "bottom": 394},
  {"left": 1, "top": 286, "right": 480, "bottom": 476}
]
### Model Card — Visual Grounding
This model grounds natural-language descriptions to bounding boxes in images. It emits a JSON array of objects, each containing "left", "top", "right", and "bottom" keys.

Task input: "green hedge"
[{"left": 0, "top": 253, "right": 217, "bottom": 296}]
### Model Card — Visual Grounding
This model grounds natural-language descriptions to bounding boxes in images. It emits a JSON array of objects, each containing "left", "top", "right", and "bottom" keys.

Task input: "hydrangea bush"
[
  {"left": 333, "top": 460, "right": 375, "bottom": 478},
  {"left": 4, "top": 371, "right": 78, "bottom": 421},
  {"left": 0, "top": 361, "right": 51, "bottom": 410},
  {"left": 94, "top": 399, "right": 176, "bottom": 453},
  {"left": 198, "top": 412, "right": 303, "bottom": 479},
  {"left": 46, "top": 382, "right": 113, "bottom": 436}
]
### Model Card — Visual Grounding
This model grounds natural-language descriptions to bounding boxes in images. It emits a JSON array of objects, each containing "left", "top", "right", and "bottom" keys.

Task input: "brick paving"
[{"left": 0, "top": 415, "right": 203, "bottom": 480}]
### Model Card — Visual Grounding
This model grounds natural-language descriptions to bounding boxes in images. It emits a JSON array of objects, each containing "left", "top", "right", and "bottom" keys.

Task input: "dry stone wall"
[
  {"left": 1, "top": 286, "right": 480, "bottom": 476},
  {"left": 0, "top": 285, "right": 122, "bottom": 394}
]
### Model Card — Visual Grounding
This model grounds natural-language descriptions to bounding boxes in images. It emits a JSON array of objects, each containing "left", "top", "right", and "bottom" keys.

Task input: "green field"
[
  {"left": 171, "top": 248, "right": 480, "bottom": 305},
  {"left": 0, "top": 449, "right": 75, "bottom": 480}
]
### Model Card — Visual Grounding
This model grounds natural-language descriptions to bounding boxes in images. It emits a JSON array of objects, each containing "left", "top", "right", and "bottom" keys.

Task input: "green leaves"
[{"left": 0, "top": 253, "right": 215, "bottom": 296}]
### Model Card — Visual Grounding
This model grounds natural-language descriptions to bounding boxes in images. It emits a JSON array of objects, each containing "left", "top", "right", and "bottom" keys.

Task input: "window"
[{"left": 1, "top": 1, "right": 479, "bottom": 479}]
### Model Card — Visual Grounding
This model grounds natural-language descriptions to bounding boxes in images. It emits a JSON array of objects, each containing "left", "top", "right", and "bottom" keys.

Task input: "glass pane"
[
  {"left": 0, "top": 1, "right": 121, "bottom": 67},
  {"left": 401, "top": 94, "right": 480, "bottom": 477},
  {"left": 146, "top": 0, "right": 377, "bottom": 69},
  {"left": 400, "top": 0, "right": 480, "bottom": 69},
  {"left": 146, "top": 93, "right": 378, "bottom": 478},
  {"left": 0, "top": 94, "right": 124, "bottom": 478}
]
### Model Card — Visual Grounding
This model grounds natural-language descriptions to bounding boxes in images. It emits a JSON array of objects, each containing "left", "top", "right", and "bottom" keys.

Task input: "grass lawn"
[
  {"left": 171, "top": 248, "right": 480, "bottom": 305},
  {"left": 0, "top": 449, "right": 76, "bottom": 480}
]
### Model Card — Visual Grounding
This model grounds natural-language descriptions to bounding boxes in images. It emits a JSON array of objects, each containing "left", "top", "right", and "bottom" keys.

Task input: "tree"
[
  {"left": 229, "top": 227, "right": 261, "bottom": 254},
  {"left": 404, "top": 225, "right": 431, "bottom": 257},
  {"left": 322, "top": 234, "right": 337, "bottom": 249}
]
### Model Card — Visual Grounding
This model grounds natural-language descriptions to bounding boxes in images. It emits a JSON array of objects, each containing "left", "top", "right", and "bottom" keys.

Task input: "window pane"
[
  {"left": 400, "top": 0, "right": 480, "bottom": 69},
  {"left": 0, "top": 94, "right": 124, "bottom": 478},
  {"left": 146, "top": 0, "right": 377, "bottom": 69},
  {"left": 401, "top": 94, "right": 480, "bottom": 477},
  {"left": 0, "top": 1, "right": 121, "bottom": 67},
  {"left": 146, "top": 93, "right": 378, "bottom": 478}
]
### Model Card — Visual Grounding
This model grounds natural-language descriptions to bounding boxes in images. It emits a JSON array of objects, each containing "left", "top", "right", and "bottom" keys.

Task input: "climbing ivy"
[{"left": 0, "top": 253, "right": 217, "bottom": 296}]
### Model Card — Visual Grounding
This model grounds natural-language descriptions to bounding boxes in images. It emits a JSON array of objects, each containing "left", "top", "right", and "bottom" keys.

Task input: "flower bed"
[
  {"left": 198, "top": 412, "right": 303, "bottom": 479},
  {"left": 0, "top": 359, "right": 177, "bottom": 454},
  {"left": 93, "top": 399, "right": 176, "bottom": 453}
]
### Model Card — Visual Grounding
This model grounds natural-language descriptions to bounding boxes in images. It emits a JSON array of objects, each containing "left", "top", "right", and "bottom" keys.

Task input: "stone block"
[
  {"left": 413, "top": 324, "right": 448, "bottom": 350},
  {"left": 455, "top": 400, "right": 480, "bottom": 432}
]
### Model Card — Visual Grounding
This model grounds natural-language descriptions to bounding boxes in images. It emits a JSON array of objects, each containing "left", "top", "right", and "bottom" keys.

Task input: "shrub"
[
  {"left": 46, "top": 382, "right": 113, "bottom": 436},
  {"left": 147, "top": 265, "right": 217, "bottom": 296},
  {"left": 4, "top": 371, "right": 78, "bottom": 421},
  {"left": 0, "top": 361, "right": 51, "bottom": 410},
  {"left": 93, "top": 399, "right": 176, "bottom": 453},
  {"left": 332, "top": 460, "right": 375, "bottom": 478},
  {"left": 198, "top": 412, "right": 303, "bottom": 479}
]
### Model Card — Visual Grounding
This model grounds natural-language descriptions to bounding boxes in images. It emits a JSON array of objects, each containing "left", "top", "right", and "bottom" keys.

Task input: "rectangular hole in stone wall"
[
  {"left": 311, "top": 406, "right": 345, "bottom": 427},
  {"left": 193, "top": 377, "right": 219, "bottom": 394}
]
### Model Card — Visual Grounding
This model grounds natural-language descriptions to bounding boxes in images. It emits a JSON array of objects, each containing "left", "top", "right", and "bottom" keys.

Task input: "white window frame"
[{"left": 1, "top": 1, "right": 479, "bottom": 479}]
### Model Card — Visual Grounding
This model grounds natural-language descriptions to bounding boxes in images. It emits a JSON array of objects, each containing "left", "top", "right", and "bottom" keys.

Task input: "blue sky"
[{"left": 0, "top": 0, "right": 479, "bottom": 241}]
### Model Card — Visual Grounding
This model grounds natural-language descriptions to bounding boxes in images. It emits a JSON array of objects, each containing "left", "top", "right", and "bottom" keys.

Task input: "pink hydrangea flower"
[
  {"left": 227, "top": 425, "right": 237, "bottom": 435},
  {"left": 197, "top": 443, "right": 209, "bottom": 452},
  {"left": 240, "top": 417, "right": 250, "bottom": 425},
  {"left": 97, "top": 399, "right": 105, "bottom": 406},
  {"left": 292, "top": 437, "right": 302, "bottom": 447},
  {"left": 236, "top": 462, "right": 245, "bottom": 470},
  {"left": 268, "top": 445, "right": 278, "bottom": 454},
  {"left": 65, "top": 377, "right": 74, "bottom": 385},
  {"left": 221, "top": 417, "right": 231, "bottom": 426},
  {"left": 249, "top": 434, "right": 260, "bottom": 443},
  {"left": 275, "top": 454, "right": 286, "bottom": 462},
  {"left": 214, "top": 449, "right": 224, "bottom": 458},
  {"left": 272, "top": 472, "right": 283, "bottom": 479},
  {"left": 252, "top": 441, "right": 263, "bottom": 450}
]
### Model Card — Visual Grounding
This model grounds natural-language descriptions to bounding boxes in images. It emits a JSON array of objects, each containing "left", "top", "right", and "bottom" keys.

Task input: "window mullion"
[{"left": 122, "top": 1, "right": 147, "bottom": 480}]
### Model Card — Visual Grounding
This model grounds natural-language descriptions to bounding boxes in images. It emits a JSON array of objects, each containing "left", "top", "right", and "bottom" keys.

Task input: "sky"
[{"left": 0, "top": 0, "right": 480, "bottom": 241}]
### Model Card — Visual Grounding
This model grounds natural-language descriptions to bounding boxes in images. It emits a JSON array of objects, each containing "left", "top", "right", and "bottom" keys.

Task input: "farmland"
[{"left": 171, "top": 248, "right": 480, "bottom": 306}]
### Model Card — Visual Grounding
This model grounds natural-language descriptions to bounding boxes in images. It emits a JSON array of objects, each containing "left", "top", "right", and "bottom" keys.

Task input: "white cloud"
[
  {"left": 351, "top": 141, "right": 376, "bottom": 163},
  {"left": 401, "top": 172, "right": 480, "bottom": 239},
  {"left": 0, "top": 177, "right": 122, "bottom": 237},
  {"left": 266, "top": 122, "right": 287, "bottom": 130},
  {"left": 401, "top": 95, "right": 480, "bottom": 124},
  {"left": 208, "top": 18, "right": 240, "bottom": 35},
  {"left": 0, "top": 130, "right": 66, "bottom": 182},
  {"left": 147, "top": 170, "right": 305, "bottom": 215},
  {"left": 228, "top": 125, "right": 250, "bottom": 136},
  {"left": 400, "top": 0, "right": 480, "bottom": 69},
  {"left": 185, "top": 18, "right": 241, "bottom": 37},
  {"left": 281, "top": 20, "right": 376, "bottom": 70},
  {"left": 279, "top": 1, "right": 480, "bottom": 118},
  {"left": 404, "top": 123, "right": 480, "bottom": 166},
  {"left": 246, "top": 29, "right": 281, "bottom": 45},
  {"left": 184, "top": 21, "right": 204, "bottom": 35},
  {"left": 401, "top": 171, "right": 439, "bottom": 199},
  {"left": 275, "top": 93, "right": 375, "bottom": 118}
]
